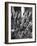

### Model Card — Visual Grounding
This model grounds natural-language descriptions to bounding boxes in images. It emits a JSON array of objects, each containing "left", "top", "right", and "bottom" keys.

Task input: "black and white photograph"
[
  {"left": 5, "top": 2, "right": 36, "bottom": 44},
  {"left": 11, "top": 7, "right": 32, "bottom": 39}
]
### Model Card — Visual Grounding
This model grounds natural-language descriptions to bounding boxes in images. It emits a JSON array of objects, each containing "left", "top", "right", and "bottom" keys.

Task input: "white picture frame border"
[{"left": 5, "top": 2, "right": 36, "bottom": 44}]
